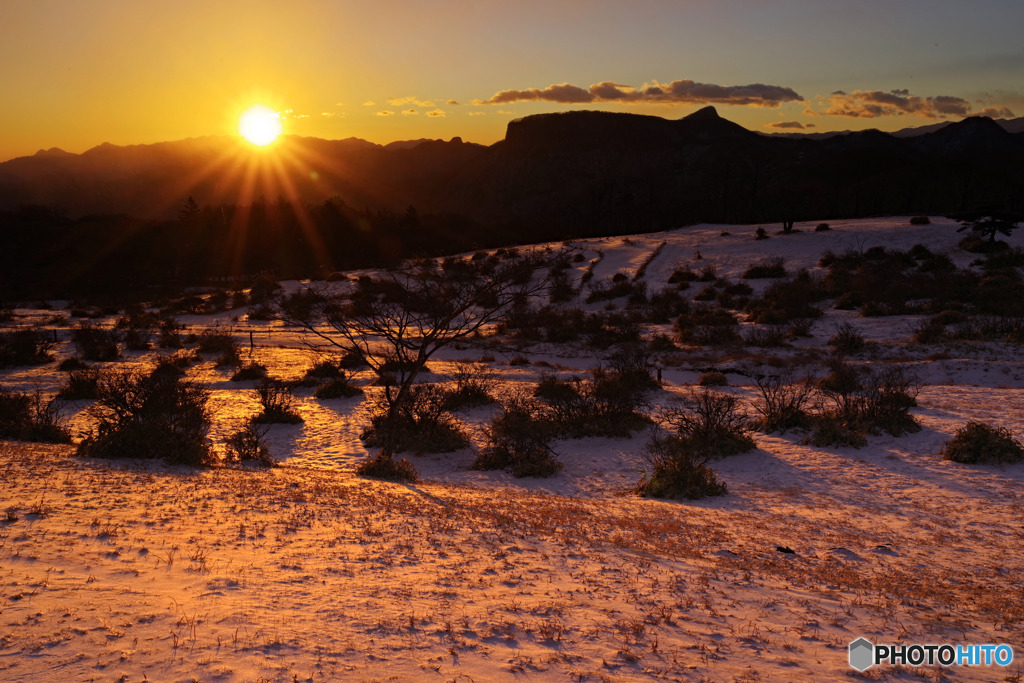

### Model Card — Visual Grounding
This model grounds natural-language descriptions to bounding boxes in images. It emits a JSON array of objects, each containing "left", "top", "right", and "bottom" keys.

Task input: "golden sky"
[{"left": 2, "top": 0, "right": 1022, "bottom": 160}]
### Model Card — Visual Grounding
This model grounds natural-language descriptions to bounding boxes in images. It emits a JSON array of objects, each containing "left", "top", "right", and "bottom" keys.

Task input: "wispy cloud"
[
  {"left": 426, "top": 109, "right": 446, "bottom": 118},
  {"left": 362, "top": 101, "right": 376, "bottom": 107},
  {"left": 376, "top": 110, "right": 394, "bottom": 117},
  {"left": 402, "top": 109, "right": 418, "bottom": 116},
  {"left": 473, "top": 79, "right": 803, "bottom": 108},
  {"left": 389, "top": 96, "right": 435, "bottom": 107},
  {"left": 823, "top": 89, "right": 970, "bottom": 119}
]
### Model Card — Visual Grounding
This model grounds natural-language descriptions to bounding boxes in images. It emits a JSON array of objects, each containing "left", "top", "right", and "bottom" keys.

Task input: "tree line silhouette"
[{"left": 0, "top": 198, "right": 499, "bottom": 301}]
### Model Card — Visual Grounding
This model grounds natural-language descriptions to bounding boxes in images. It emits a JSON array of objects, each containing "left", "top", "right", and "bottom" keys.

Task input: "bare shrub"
[
  {"left": 443, "top": 363, "right": 498, "bottom": 410},
  {"left": 56, "top": 368, "right": 103, "bottom": 400},
  {"left": 196, "top": 330, "right": 241, "bottom": 368},
  {"left": 787, "top": 318, "right": 815, "bottom": 338},
  {"left": 355, "top": 454, "right": 419, "bottom": 481},
  {"left": 534, "top": 370, "right": 650, "bottom": 439},
  {"left": 361, "top": 383, "right": 467, "bottom": 453},
  {"left": 314, "top": 376, "right": 364, "bottom": 399},
  {"left": 674, "top": 305, "right": 740, "bottom": 346},
  {"left": 860, "top": 366, "right": 921, "bottom": 437},
  {"left": 0, "top": 387, "right": 71, "bottom": 443},
  {"left": 752, "top": 373, "right": 814, "bottom": 433},
  {"left": 77, "top": 368, "right": 213, "bottom": 465},
  {"left": 231, "top": 363, "right": 268, "bottom": 382},
  {"left": 744, "top": 272, "right": 825, "bottom": 324},
  {"left": 667, "top": 267, "right": 699, "bottom": 284},
  {"left": 158, "top": 317, "right": 184, "bottom": 348},
  {"left": 0, "top": 327, "right": 56, "bottom": 367},
  {"left": 941, "top": 422, "right": 1024, "bottom": 464},
  {"left": 224, "top": 423, "right": 277, "bottom": 467},
  {"left": 909, "top": 216, "right": 931, "bottom": 225},
  {"left": 659, "top": 388, "right": 755, "bottom": 458},
  {"left": 72, "top": 323, "right": 119, "bottom": 362},
  {"left": 698, "top": 371, "right": 728, "bottom": 387},
  {"left": 116, "top": 304, "right": 159, "bottom": 351},
  {"left": 809, "top": 362, "right": 920, "bottom": 446},
  {"left": 473, "top": 392, "right": 560, "bottom": 478},
  {"left": 252, "top": 380, "right": 303, "bottom": 424},
  {"left": 303, "top": 358, "right": 347, "bottom": 381},
  {"left": 828, "top": 322, "right": 866, "bottom": 353},
  {"left": 635, "top": 434, "right": 728, "bottom": 499},
  {"left": 742, "top": 257, "right": 787, "bottom": 279},
  {"left": 742, "top": 325, "right": 789, "bottom": 348}
]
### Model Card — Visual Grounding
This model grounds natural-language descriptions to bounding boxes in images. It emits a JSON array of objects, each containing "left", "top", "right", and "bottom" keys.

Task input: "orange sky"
[{"left": 2, "top": 0, "right": 1022, "bottom": 160}]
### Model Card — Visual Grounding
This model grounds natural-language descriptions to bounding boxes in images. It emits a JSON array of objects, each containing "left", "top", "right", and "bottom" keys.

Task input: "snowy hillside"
[{"left": 0, "top": 216, "right": 1022, "bottom": 681}]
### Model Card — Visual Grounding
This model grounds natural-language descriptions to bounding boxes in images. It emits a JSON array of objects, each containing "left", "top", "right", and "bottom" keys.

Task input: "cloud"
[
  {"left": 426, "top": 109, "right": 446, "bottom": 118},
  {"left": 766, "top": 121, "right": 815, "bottom": 130},
  {"left": 362, "top": 101, "right": 375, "bottom": 107},
  {"left": 389, "top": 96, "right": 435, "bottom": 107},
  {"left": 468, "top": 111, "right": 486, "bottom": 117},
  {"left": 976, "top": 106, "right": 1016, "bottom": 119},
  {"left": 824, "top": 89, "right": 971, "bottom": 119},
  {"left": 376, "top": 110, "right": 394, "bottom": 117},
  {"left": 402, "top": 109, "right": 418, "bottom": 116},
  {"left": 472, "top": 78, "right": 803, "bottom": 108},
  {"left": 446, "top": 99, "right": 459, "bottom": 105}
]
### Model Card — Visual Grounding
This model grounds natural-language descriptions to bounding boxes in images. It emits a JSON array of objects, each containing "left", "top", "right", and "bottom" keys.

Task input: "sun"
[{"left": 238, "top": 104, "right": 282, "bottom": 146}]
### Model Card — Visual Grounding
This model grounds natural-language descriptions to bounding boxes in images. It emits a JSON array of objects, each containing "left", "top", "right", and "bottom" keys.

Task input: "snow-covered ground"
[{"left": 1, "top": 216, "right": 1022, "bottom": 681}]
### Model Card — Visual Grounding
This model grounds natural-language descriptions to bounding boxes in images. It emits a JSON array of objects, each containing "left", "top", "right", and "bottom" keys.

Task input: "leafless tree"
[{"left": 275, "top": 251, "right": 560, "bottom": 465}]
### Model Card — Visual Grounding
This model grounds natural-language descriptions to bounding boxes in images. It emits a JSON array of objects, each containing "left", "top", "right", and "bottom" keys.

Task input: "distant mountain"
[
  {"left": 0, "top": 134, "right": 484, "bottom": 219},
  {"left": 765, "top": 116, "right": 1024, "bottom": 139},
  {"left": 2, "top": 109, "right": 1022, "bottom": 236}
]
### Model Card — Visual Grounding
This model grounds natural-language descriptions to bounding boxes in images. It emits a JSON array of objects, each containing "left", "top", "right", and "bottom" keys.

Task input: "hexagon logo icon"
[{"left": 849, "top": 638, "right": 874, "bottom": 671}]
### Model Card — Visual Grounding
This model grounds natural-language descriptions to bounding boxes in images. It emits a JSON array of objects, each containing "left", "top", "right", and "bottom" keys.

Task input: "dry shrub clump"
[
  {"left": 698, "top": 371, "right": 728, "bottom": 387},
  {"left": 0, "top": 387, "right": 71, "bottom": 443},
  {"left": 0, "top": 327, "right": 56, "bottom": 368},
  {"left": 72, "top": 323, "right": 119, "bottom": 362},
  {"left": 473, "top": 392, "right": 561, "bottom": 478},
  {"left": 533, "top": 370, "right": 650, "bottom": 439},
  {"left": 224, "top": 423, "right": 277, "bottom": 467},
  {"left": 742, "top": 257, "right": 787, "bottom": 280},
  {"left": 674, "top": 305, "right": 740, "bottom": 346},
  {"left": 231, "top": 362, "right": 269, "bottom": 382},
  {"left": 808, "top": 362, "right": 920, "bottom": 447},
  {"left": 828, "top": 322, "right": 866, "bottom": 353},
  {"left": 252, "top": 380, "right": 303, "bottom": 424},
  {"left": 659, "top": 388, "right": 756, "bottom": 458},
  {"left": 195, "top": 330, "right": 241, "bottom": 367},
  {"left": 752, "top": 372, "right": 814, "bottom": 433},
  {"left": 361, "top": 384, "right": 468, "bottom": 454},
  {"left": 116, "top": 304, "right": 159, "bottom": 351},
  {"left": 314, "top": 375, "right": 364, "bottom": 399},
  {"left": 355, "top": 454, "right": 419, "bottom": 481},
  {"left": 635, "top": 434, "right": 728, "bottom": 500},
  {"left": 443, "top": 363, "right": 498, "bottom": 410},
  {"left": 77, "top": 367, "right": 213, "bottom": 466},
  {"left": 636, "top": 387, "right": 749, "bottom": 499},
  {"left": 56, "top": 368, "right": 103, "bottom": 400},
  {"left": 940, "top": 422, "right": 1024, "bottom": 465},
  {"left": 744, "top": 271, "right": 825, "bottom": 324}
]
